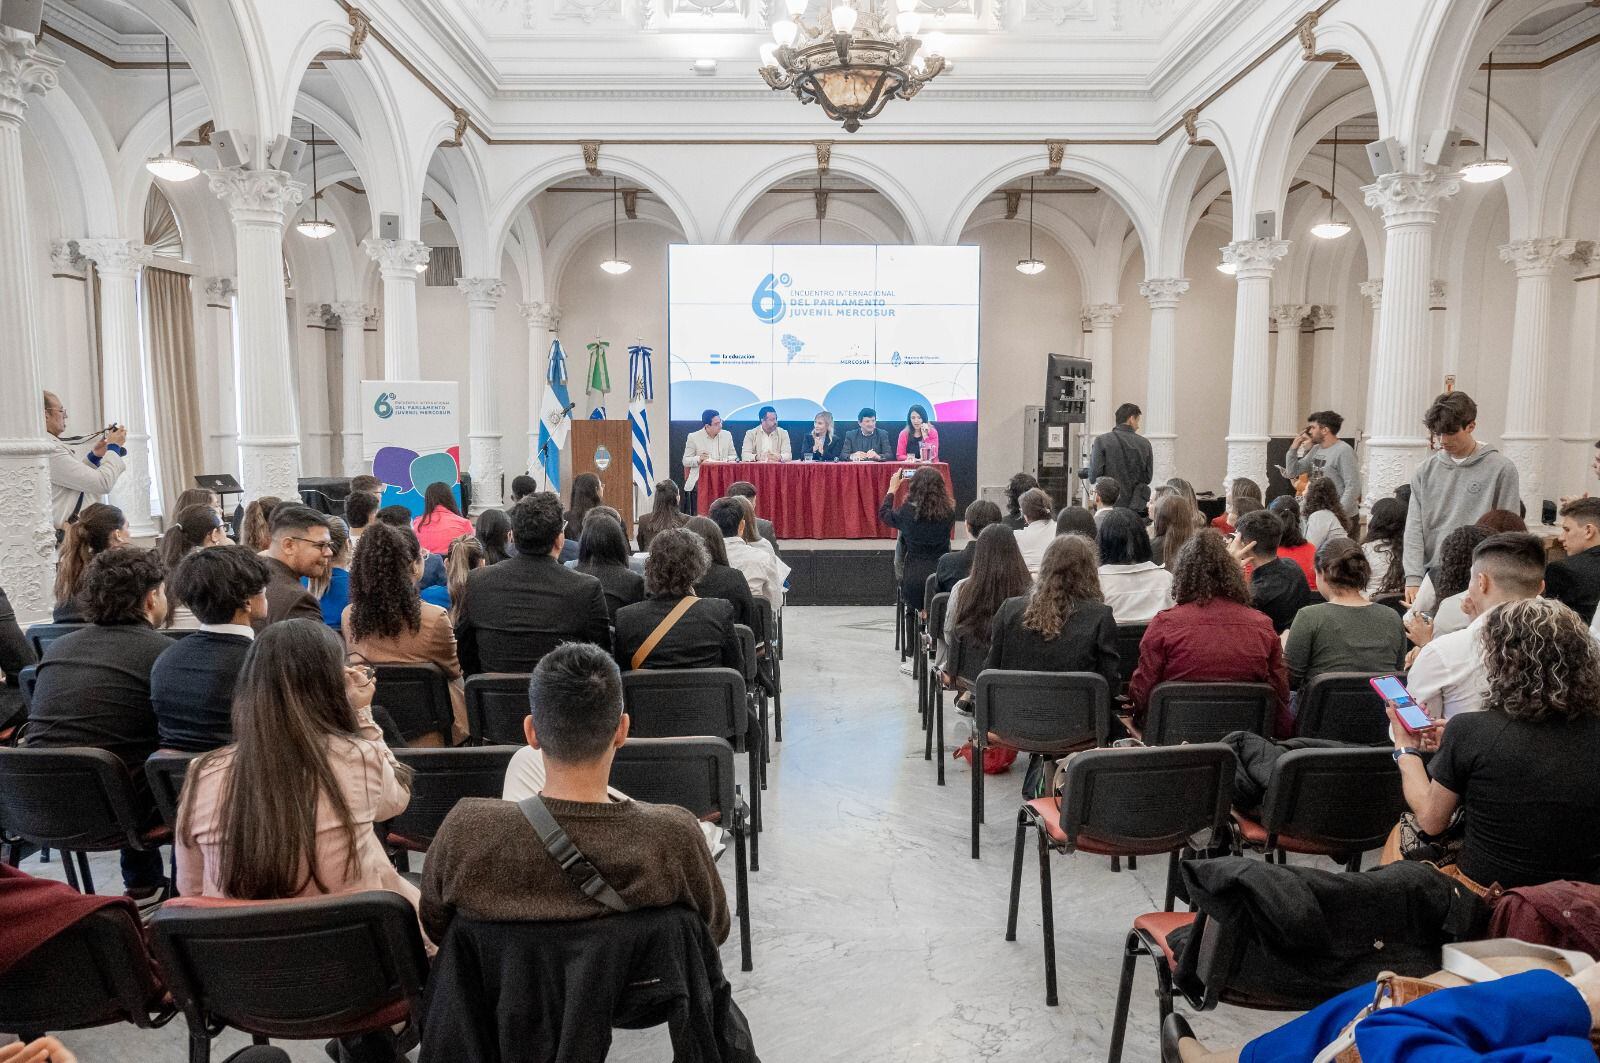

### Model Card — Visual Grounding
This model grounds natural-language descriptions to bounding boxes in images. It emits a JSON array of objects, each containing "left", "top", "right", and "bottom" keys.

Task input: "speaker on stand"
[{"left": 1036, "top": 353, "right": 1094, "bottom": 509}]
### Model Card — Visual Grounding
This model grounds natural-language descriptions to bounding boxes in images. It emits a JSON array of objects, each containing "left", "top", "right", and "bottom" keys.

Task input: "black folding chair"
[
  {"left": 370, "top": 663, "right": 455, "bottom": 744},
  {"left": 1231, "top": 746, "right": 1404, "bottom": 871},
  {"left": 733, "top": 623, "right": 767, "bottom": 789},
  {"left": 752, "top": 597, "right": 782, "bottom": 744},
  {"left": 145, "top": 750, "right": 203, "bottom": 829},
  {"left": 1142, "top": 683, "right": 1274, "bottom": 746},
  {"left": 386, "top": 746, "right": 519, "bottom": 855},
  {"left": 610, "top": 737, "right": 754, "bottom": 971},
  {"left": 24, "top": 623, "right": 86, "bottom": 660},
  {"left": 914, "top": 573, "right": 939, "bottom": 715},
  {"left": 464, "top": 673, "right": 531, "bottom": 745},
  {"left": 1295, "top": 671, "right": 1399, "bottom": 744},
  {"left": 971, "top": 671, "right": 1111, "bottom": 858},
  {"left": 1113, "top": 624, "right": 1148, "bottom": 695},
  {"left": 924, "top": 592, "right": 951, "bottom": 784},
  {"left": 0, "top": 901, "right": 174, "bottom": 1040},
  {"left": 149, "top": 891, "right": 430, "bottom": 1063},
  {"left": 622, "top": 667, "right": 761, "bottom": 870},
  {"left": 0, "top": 747, "right": 169, "bottom": 894},
  {"left": 18, "top": 664, "right": 36, "bottom": 710},
  {"left": 1006, "top": 744, "right": 1235, "bottom": 1007}
]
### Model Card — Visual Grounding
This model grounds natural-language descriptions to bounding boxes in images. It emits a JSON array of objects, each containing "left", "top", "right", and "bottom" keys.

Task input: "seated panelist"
[
  {"left": 842, "top": 407, "right": 894, "bottom": 462},
  {"left": 741, "top": 405, "right": 791, "bottom": 463},
  {"left": 805, "top": 411, "right": 839, "bottom": 461},
  {"left": 681, "top": 408, "right": 738, "bottom": 495},
  {"left": 896, "top": 403, "right": 940, "bottom": 463}
]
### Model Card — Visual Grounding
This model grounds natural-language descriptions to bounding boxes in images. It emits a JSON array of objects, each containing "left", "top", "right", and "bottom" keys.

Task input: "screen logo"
[
  {"left": 373, "top": 392, "right": 395, "bottom": 419},
  {"left": 752, "top": 272, "right": 787, "bottom": 324}
]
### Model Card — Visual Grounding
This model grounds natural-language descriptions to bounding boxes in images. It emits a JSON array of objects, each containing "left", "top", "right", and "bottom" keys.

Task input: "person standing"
[
  {"left": 1403, "top": 392, "right": 1521, "bottom": 604},
  {"left": 680, "top": 409, "right": 737, "bottom": 514},
  {"left": 841, "top": 408, "right": 893, "bottom": 462},
  {"left": 741, "top": 406, "right": 791, "bottom": 463},
  {"left": 43, "top": 390, "right": 128, "bottom": 532},
  {"left": 1088, "top": 403, "right": 1154, "bottom": 515},
  {"left": 1285, "top": 410, "right": 1361, "bottom": 515}
]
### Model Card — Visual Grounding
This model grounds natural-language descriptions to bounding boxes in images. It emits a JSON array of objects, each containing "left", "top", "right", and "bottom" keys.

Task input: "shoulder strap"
[
  {"left": 517, "top": 794, "right": 632, "bottom": 913},
  {"left": 630, "top": 595, "right": 698, "bottom": 671}
]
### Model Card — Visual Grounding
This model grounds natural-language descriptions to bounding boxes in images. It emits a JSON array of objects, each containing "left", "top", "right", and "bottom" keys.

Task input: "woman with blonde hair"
[
  {"left": 1150, "top": 493, "right": 1198, "bottom": 572},
  {"left": 806, "top": 411, "right": 838, "bottom": 461},
  {"left": 443, "top": 533, "right": 486, "bottom": 625}
]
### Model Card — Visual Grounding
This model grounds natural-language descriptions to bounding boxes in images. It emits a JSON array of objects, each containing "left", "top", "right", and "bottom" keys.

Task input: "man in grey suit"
[{"left": 840, "top": 408, "right": 893, "bottom": 462}]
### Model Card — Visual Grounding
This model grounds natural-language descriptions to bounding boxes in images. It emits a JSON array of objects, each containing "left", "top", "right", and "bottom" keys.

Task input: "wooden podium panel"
[{"left": 570, "top": 420, "right": 634, "bottom": 529}]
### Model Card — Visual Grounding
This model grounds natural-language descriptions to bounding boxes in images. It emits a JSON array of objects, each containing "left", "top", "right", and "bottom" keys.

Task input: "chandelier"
[{"left": 758, "top": 0, "right": 946, "bottom": 133}]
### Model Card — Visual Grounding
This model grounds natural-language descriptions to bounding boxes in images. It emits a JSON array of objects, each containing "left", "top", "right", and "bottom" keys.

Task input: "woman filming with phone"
[{"left": 1383, "top": 597, "right": 1600, "bottom": 893}]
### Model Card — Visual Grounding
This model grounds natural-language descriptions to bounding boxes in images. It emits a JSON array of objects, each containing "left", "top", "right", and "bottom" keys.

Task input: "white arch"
[
  {"left": 1525, "top": 54, "right": 1600, "bottom": 236},
  {"left": 737, "top": 197, "right": 906, "bottom": 245},
  {"left": 30, "top": 71, "right": 118, "bottom": 237},
  {"left": 714, "top": 151, "right": 924, "bottom": 245},
  {"left": 545, "top": 199, "right": 687, "bottom": 302},
  {"left": 1152, "top": 140, "right": 1223, "bottom": 277},
  {"left": 114, "top": 85, "right": 215, "bottom": 239},
  {"left": 959, "top": 199, "right": 1096, "bottom": 294}
]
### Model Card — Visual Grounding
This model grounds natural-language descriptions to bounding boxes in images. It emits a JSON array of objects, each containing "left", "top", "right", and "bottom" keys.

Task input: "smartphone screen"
[{"left": 1371, "top": 674, "right": 1434, "bottom": 732}]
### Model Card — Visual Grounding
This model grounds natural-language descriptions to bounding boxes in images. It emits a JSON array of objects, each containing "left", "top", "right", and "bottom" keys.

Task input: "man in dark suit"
[
  {"left": 840, "top": 407, "right": 893, "bottom": 462},
  {"left": 936, "top": 499, "right": 1002, "bottom": 593},
  {"left": 725, "top": 480, "right": 780, "bottom": 555},
  {"left": 1088, "top": 402, "right": 1154, "bottom": 515},
  {"left": 614, "top": 528, "right": 742, "bottom": 673},
  {"left": 455, "top": 492, "right": 611, "bottom": 674},
  {"left": 259, "top": 503, "right": 330, "bottom": 625},
  {"left": 1547, "top": 497, "right": 1600, "bottom": 624}
]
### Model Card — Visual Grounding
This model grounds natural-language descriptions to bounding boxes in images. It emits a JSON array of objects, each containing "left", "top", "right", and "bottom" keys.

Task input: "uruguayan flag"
[
  {"left": 537, "top": 340, "right": 572, "bottom": 491},
  {"left": 628, "top": 344, "right": 656, "bottom": 499}
]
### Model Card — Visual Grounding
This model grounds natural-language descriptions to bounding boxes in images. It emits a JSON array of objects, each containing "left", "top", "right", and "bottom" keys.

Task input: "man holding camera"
[{"left": 44, "top": 390, "right": 127, "bottom": 530}]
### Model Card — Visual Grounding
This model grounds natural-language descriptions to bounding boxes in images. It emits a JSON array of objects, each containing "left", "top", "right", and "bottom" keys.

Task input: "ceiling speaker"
[
  {"left": 0, "top": 0, "right": 44, "bottom": 35},
  {"left": 1253, "top": 210, "right": 1276, "bottom": 240},
  {"left": 378, "top": 213, "right": 400, "bottom": 241},
  {"left": 268, "top": 135, "right": 306, "bottom": 175},
  {"left": 1423, "top": 128, "right": 1464, "bottom": 167},
  {"left": 211, "top": 130, "right": 250, "bottom": 170},
  {"left": 1365, "top": 137, "right": 1402, "bottom": 178}
]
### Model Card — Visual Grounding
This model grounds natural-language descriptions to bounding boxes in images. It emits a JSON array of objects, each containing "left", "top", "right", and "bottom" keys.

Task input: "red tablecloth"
[{"left": 696, "top": 462, "right": 954, "bottom": 540}]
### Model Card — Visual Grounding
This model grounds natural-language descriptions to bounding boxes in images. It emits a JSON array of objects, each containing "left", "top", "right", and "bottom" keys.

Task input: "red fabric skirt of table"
[{"left": 696, "top": 462, "right": 954, "bottom": 540}]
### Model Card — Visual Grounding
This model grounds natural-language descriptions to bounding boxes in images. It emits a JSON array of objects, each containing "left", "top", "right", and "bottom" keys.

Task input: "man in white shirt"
[
  {"left": 1012, "top": 487, "right": 1057, "bottom": 578},
  {"left": 740, "top": 406, "right": 791, "bottom": 463},
  {"left": 1408, "top": 532, "right": 1546, "bottom": 721},
  {"left": 44, "top": 390, "right": 127, "bottom": 531},
  {"left": 709, "top": 497, "right": 787, "bottom": 611},
  {"left": 681, "top": 408, "right": 738, "bottom": 511}
]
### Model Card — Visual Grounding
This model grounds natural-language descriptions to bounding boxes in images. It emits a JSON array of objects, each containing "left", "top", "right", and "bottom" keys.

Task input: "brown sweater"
[{"left": 419, "top": 795, "right": 729, "bottom": 947}]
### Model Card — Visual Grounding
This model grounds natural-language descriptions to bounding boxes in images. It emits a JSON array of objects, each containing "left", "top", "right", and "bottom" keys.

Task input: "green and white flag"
[{"left": 586, "top": 339, "right": 612, "bottom": 398}]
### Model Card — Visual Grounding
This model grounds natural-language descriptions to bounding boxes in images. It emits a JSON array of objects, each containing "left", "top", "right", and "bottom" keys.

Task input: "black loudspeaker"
[
  {"left": 0, "top": 0, "right": 44, "bottom": 34},
  {"left": 1046, "top": 353, "right": 1093, "bottom": 425},
  {"left": 1543, "top": 500, "right": 1558, "bottom": 527}
]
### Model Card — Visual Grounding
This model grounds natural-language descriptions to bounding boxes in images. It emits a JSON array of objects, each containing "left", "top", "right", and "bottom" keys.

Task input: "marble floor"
[{"left": 18, "top": 606, "right": 1299, "bottom": 1062}]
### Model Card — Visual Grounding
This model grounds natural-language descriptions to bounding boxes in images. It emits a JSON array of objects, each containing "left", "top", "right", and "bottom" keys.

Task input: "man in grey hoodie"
[
  {"left": 1403, "top": 391, "right": 1521, "bottom": 602},
  {"left": 1286, "top": 410, "right": 1361, "bottom": 515}
]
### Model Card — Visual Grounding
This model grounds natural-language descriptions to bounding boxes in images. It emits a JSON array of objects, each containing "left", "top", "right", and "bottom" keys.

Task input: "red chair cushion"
[
  {"left": 140, "top": 824, "right": 173, "bottom": 847},
  {"left": 1231, "top": 811, "right": 1347, "bottom": 856},
  {"left": 385, "top": 832, "right": 430, "bottom": 854},
  {"left": 1022, "top": 798, "right": 1131, "bottom": 854},
  {"left": 1133, "top": 911, "right": 1196, "bottom": 969}
]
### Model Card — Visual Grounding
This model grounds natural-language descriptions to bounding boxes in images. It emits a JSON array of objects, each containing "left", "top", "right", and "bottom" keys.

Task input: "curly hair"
[
  {"left": 347, "top": 520, "right": 422, "bottom": 642},
  {"left": 1170, "top": 529, "right": 1251, "bottom": 607},
  {"left": 1434, "top": 525, "right": 1491, "bottom": 600},
  {"left": 644, "top": 527, "right": 709, "bottom": 598},
  {"left": 80, "top": 547, "right": 165, "bottom": 625},
  {"left": 1481, "top": 598, "right": 1600, "bottom": 722},
  {"left": 1364, "top": 497, "right": 1408, "bottom": 597},
  {"left": 1005, "top": 472, "right": 1039, "bottom": 520},
  {"left": 1022, "top": 534, "right": 1103, "bottom": 640},
  {"left": 907, "top": 466, "right": 955, "bottom": 523},
  {"left": 1302, "top": 476, "right": 1351, "bottom": 536}
]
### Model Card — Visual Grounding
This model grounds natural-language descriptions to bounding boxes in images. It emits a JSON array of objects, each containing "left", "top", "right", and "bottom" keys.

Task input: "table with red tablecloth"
[{"left": 695, "top": 461, "right": 953, "bottom": 540}]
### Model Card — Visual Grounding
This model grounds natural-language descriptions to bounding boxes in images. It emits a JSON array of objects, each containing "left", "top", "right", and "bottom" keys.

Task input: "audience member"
[
  {"left": 1128, "top": 531, "right": 1291, "bottom": 735},
  {"left": 576, "top": 511, "right": 645, "bottom": 622},
  {"left": 984, "top": 535, "right": 1120, "bottom": 692},
  {"left": 509, "top": 474, "right": 537, "bottom": 504},
  {"left": 0, "top": 583, "right": 34, "bottom": 730},
  {"left": 616, "top": 528, "right": 741, "bottom": 673},
  {"left": 156, "top": 506, "right": 228, "bottom": 632},
  {"left": 474, "top": 507, "right": 514, "bottom": 564},
  {"left": 1476, "top": 508, "right": 1528, "bottom": 534},
  {"left": 257, "top": 503, "right": 331, "bottom": 625},
  {"left": 1211, "top": 477, "right": 1261, "bottom": 535},
  {"left": 1095, "top": 507, "right": 1173, "bottom": 624},
  {"left": 564, "top": 472, "right": 604, "bottom": 543},
  {"left": 1404, "top": 391, "right": 1521, "bottom": 602},
  {"left": 377, "top": 504, "right": 448, "bottom": 591},
  {"left": 941, "top": 523, "right": 1031, "bottom": 683},
  {"left": 344, "top": 490, "right": 381, "bottom": 546},
  {"left": 1088, "top": 402, "right": 1153, "bottom": 513},
  {"left": 1268, "top": 495, "right": 1317, "bottom": 589},
  {"left": 727, "top": 480, "right": 780, "bottom": 554},
  {"left": 1408, "top": 532, "right": 1547, "bottom": 720},
  {"left": 1231, "top": 509, "right": 1310, "bottom": 635},
  {"left": 412, "top": 481, "right": 473, "bottom": 555},
  {"left": 1013, "top": 487, "right": 1057, "bottom": 577},
  {"left": 710, "top": 498, "right": 788, "bottom": 616},
  {"left": 52, "top": 502, "right": 128, "bottom": 622},
  {"left": 152, "top": 547, "right": 270, "bottom": 753},
  {"left": 1166, "top": 477, "right": 1203, "bottom": 526},
  {"left": 443, "top": 534, "right": 486, "bottom": 625},
  {"left": 1407, "top": 525, "right": 1490, "bottom": 645},
  {"left": 1090, "top": 476, "right": 1121, "bottom": 523},
  {"left": 1285, "top": 409, "right": 1361, "bottom": 514},
  {"left": 1055, "top": 503, "right": 1097, "bottom": 540},
  {"left": 1003, "top": 472, "right": 1039, "bottom": 530},
  {"left": 238, "top": 496, "right": 280, "bottom": 552},
  {"left": 877, "top": 465, "right": 955, "bottom": 612},
  {"left": 420, "top": 643, "right": 729, "bottom": 945},
  {"left": 25, "top": 548, "right": 169, "bottom": 905},
  {"left": 455, "top": 493, "right": 610, "bottom": 674},
  {"left": 349, "top": 474, "right": 383, "bottom": 496},
  {"left": 1300, "top": 475, "right": 1352, "bottom": 551},
  {"left": 1546, "top": 497, "right": 1600, "bottom": 623},
  {"left": 936, "top": 499, "right": 1002, "bottom": 593},
  {"left": 1285, "top": 539, "right": 1406, "bottom": 689},
  {"left": 1363, "top": 496, "right": 1408, "bottom": 600},
  {"left": 635, "top": 479, "right": 690, "bottom": 552},
  {"left": 345, "top": 522, "right": 465, "bottom": 744},
  {"left": 1146, "top": 482, "right": 1176, "bottom": 519},
  {"left": 313, "top": 517, "right": 352, "bottom": 629},
  {"left": 1150, "top": 493, "right": 1199, "bottom": 571},
  {"left": 686, "top": 515, "right": 760, "bottom": 634},
  {"left": 1390, "top": 598, "right": 1600, "bottom": 890}
]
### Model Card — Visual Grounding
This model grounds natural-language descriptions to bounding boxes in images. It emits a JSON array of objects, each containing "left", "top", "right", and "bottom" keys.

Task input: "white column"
[
  {"left": 202, "top": 277, "right": 240, "bottom": 475},
  {"left": 363, "top": 238, "right": 429, "bottom": 380},
  {"left": 78, "top": 238, "right": 156, "bottom": 535},
  {"left": 1083, "top": 303, "right": 1123, "bottom": 434},
  {"left": 47, "top": 239, "right": 96, "bottom": 422},
  {"left": 208, "top": 167, "right": 305, "bottom": 501},
  {"left": 1270, "top": 304, "right": 1312, "bottom": 436},
  {"left": 458, "top": 277, "right": 506, "bottom": 513},
  {"left": 1222, "top": 238, "right": 1290, "bottom": 489},
  {"left": 1361, "top": 172, "right": 1459, "bottom": 501},
  {"left": 300, "top": 304, "right": 335, "bottom": 475},
  {"left": 330, "top": 301, "right": 376, "bottom": 476},
  {"left": 521, "top": 301, "right": 561, "bottom": 477},
  {"left": 1139, "top": 278, "right": 1188, "bottom": 484},
  {"left": 1309, "top": 304, "right": 1337, "bottom": 410},
  {"left": 1561, "top": 253, "right": 1600, "bottom": 488},
  {"left": 1498, "top": 237, "right": 1575, "bottom": 514},
  {"left": 0, "top": 31, "right": 63, "bottom": 620},
  {"left": 1428, "top": 280, "right": 1448, "bottom": 394}
]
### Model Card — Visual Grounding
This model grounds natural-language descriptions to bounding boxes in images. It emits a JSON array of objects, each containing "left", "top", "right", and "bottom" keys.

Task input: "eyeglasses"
[{"left": 287, "top": 536, "right": 336, "bottom": 553}]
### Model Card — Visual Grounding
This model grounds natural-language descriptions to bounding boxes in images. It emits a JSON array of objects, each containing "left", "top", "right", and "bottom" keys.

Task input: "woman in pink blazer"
[{"left": 896, "top": 403, "right": 940, "bottom": 462}]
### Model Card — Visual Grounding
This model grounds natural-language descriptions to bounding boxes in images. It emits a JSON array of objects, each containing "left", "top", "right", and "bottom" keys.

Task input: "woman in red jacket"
[{"left": 1127, "top": 529, "right": 1292, "bottom": 737}]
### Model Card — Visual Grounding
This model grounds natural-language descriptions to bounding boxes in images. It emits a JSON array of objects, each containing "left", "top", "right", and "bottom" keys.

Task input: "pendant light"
[
  {"left": 145, "top": 37, "right": 199, "bottom": 182},
  {"left": 1310, "top": 124, "right": 1351, "bottom": 239},
  {"left": 1016, "top": 176, "right": 1046, "bottom": 275},
  {"left": 295, "top": 123, "right": 336, "bottom": 239},
  {"left": 1460, "top": 51, "right": 1512, "bottom": 184},
  {"left": 600, "top": 177, "right": 632, "bottom": 275}
]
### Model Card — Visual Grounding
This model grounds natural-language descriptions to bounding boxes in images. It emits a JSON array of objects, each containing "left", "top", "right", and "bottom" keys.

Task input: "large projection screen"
[{"left": 668, "top": 244, "right": 980, "bottom": 423}]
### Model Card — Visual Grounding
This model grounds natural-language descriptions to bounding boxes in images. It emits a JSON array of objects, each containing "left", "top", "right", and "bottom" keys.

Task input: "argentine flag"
[
  {"left": 538, "top": 339, "right": 572, "bottom": 491},
  {"left": 628, "top": 344, "right": 656, "bottom": 500}
]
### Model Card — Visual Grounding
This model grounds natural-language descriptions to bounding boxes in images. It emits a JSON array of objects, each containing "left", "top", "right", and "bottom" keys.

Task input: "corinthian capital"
[
  {"left": 520, "top": 301, "right": 561, "bottom": 331},
  {"left": 456, "top": 277, "right": 506, "bottom": 306},
  {"left": 1272, "top": 304, "right": 1312, "bottom": 327},
  {"left": 364, "top": 238, "right": 430, "bottom": 275},
  {"left": 1222, "top": 238, "right": 1290, "bottom": 280},
  {"left": 205, "top": 277, "right": 237, "bottom": 302},
  {"left": 1363, "top": 171, "right": 1459, "bottom": 226},
  {"left": 77, "top": 238, "right": 152, "bottom": 276},
  {"left": 1083, "top": 303, "right": 1122, "bottom": 327},
  {"left": 1138, "top": 277, "right": 1189, "bottom": 308},
  {"left": 329, "top": 300, "right": 377, "bottom": 325},
  {"left": 0, "top": 33, "right": 63, "bottom": 120},
  {"left": 1359, "top": 278, "right": 1384, "bottom": 310},
  {"left": 1498, "top": 237, "right": 1574, "bottom": 277},
  {"left": 207, "top": 168, "right": 305, "bottom": 223}
]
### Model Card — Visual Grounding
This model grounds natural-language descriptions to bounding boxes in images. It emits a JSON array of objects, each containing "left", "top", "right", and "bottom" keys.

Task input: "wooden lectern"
[{"left": 570, "top": 419, "right": 634, "bottom": 529}]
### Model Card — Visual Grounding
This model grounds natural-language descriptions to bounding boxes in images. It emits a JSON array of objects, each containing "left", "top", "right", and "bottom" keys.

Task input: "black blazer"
[
  {"left": 575, "top": 562, "right": 646, "bottom": 623},
  {"left": 935, "top": 544, "right": 976, "bottom": 594},
  {"left": 150, "top": 630, "right": 252, "bottom": 752},
  {"left": 614, "top": 595, "right": 742, "bottom": 674},
  {"left": 983, "top": 596, "right": 1120, "bottom": 691},
  {"left": 455, "top": 553, "right": 611, "bottom": 675},
  {"left": 840, "top": 428, "right": 893, "bottom": 461},
  {"left": 1546, "top": 545, "right": 1600, "bottom": 624},
  {"left": 695, "top": 563, "right": 760, "bottom": 635}
]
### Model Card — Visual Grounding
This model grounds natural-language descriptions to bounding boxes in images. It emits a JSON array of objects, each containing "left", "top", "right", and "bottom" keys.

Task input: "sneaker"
[
  {"left": 127, "top": 880, "right": 170, "bottom": 921},
  {"left": 898, "top": 660, "right": 915, "bottom": 677}
]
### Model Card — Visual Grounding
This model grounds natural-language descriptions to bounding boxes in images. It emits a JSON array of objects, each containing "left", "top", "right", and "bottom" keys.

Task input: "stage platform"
[{"left": 779, "top": 531, "right": 969, "bottom": 607}]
